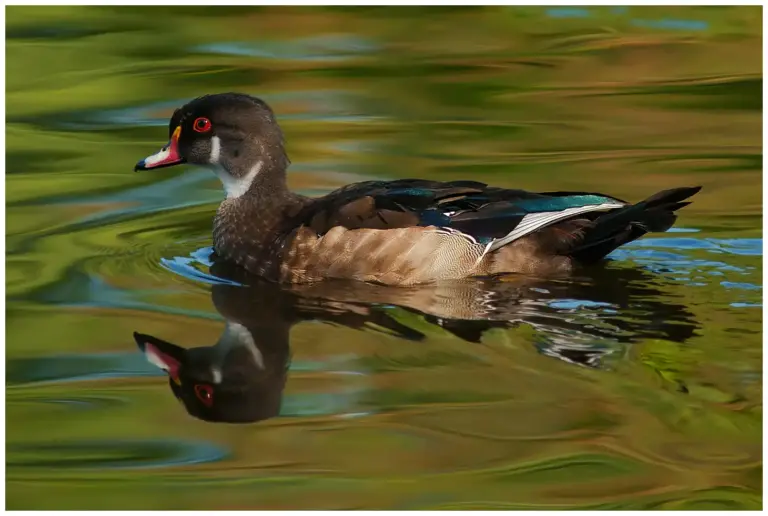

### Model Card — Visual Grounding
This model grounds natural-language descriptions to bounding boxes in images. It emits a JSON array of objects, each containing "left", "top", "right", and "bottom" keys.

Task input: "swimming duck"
[{"left": 135, "top": 92, "right": 701, "bottom": 286}]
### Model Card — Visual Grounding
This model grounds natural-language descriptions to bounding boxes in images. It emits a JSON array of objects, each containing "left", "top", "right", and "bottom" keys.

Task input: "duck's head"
[
  {"left": 134, "top": 93, "right": 289, "bottom": 198},
  {"left": 133, "top": 325, "right": 288, "bottom": 424}
]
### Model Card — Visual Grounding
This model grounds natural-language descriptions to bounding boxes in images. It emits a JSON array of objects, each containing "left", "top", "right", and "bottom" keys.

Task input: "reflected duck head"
[
  {"left": 134, "top": 93, "right": 289, "bottom": 199},
  {"left": 133, "top": 324, "right": 288, "bottom": 424}
]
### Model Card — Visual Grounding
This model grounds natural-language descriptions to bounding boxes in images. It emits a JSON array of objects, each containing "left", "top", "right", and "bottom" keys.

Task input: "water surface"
[{"left": 6, "top": 6, "right": 762, "bottom": 510}]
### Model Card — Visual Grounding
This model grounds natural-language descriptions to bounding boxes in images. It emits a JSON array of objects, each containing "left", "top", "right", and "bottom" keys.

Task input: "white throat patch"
[
  {"left": 210, "top": 158, "right": 263, "bottom": 200},
  {"left": 209, "top": 321, "right": 265, "bottom": 384}
]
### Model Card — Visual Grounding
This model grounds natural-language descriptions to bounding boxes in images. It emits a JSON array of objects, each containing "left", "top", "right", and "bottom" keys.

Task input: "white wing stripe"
[{"left": 486, "top": 202, "right": 625, "bottom": 254}]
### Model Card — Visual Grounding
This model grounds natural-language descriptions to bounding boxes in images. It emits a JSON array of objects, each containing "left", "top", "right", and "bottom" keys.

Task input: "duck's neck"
[
  {"left": 211, "top": 156, "right": 288, "bottom": 201},
  {"left": 212, "top": 159, "right": 308, "bottom": 276}
]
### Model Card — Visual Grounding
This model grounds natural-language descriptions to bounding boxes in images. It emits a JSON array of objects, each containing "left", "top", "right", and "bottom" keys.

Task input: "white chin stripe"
[
  {"left": 210, "top": 135, "right": 221, "bottom": 164},
  {"left": 214, "top": 161, "right": 263, "bottom": 199}
]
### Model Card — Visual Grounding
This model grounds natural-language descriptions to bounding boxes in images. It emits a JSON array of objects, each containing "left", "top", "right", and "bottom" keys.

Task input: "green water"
[{"left": 6, "top": 6, "right": 762, "bottom": 510}]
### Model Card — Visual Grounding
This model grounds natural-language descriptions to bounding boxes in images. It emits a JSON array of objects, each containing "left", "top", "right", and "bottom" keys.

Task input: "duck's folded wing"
[
  {"left": 295, "top": 179, "right": 490, "bottom": 233},
  {"left": 290, "top": 179, "right": 626, "bottom": 247},
  {"left": 278, "top": 180, "right": 627, "bottom": 284}
]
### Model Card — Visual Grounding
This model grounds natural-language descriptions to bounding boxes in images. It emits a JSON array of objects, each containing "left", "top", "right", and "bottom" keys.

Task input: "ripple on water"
[
  {"left": 721, "top": 281, "right": 762, "bottom": 291},
  {"left": 36, "top": 267, "right": 218, "bottom": 320},
  {"left": 546, "top": 299, "right": 615, "bottom": 311},
  {"left": 281, "top": 389, "right": 373, "bottom": 419},
  {"left": 160, "top": 247, "right": 243, "bottom": 286},
  {"left": 666, "top": 227, "right": 701, "bottom": 233},
  {"left": 543, "top": 5, "right": 711, "bottom": 32},
  {"left": 191, "top": 34, "right": 379, "bottom": 61},
  {"left": 50, "top": 89, "right": 380, "bottom": 131},
  {"left": 7, "top": 352, "right": 165, "bottom": 385},
  {"left": 44, "top": 169, "right": 220, "bottom": 225},
  {"left": 7, "top": 439, "right": 228, "bottom": 471},
  {"left": 12, "top": 394, "right": 129, "bottom": 412},
  {"left": 622, "top": 236, "right": 762, "bottom": 256},
  {"left": 8, "top": 347, "right": 372, "bottom": 420},
  {"left": 9, "top": 349, "right": 366, "bottom": 384},
  {"left": 610, "top": 236, "right": 761, "bottom": 293}
]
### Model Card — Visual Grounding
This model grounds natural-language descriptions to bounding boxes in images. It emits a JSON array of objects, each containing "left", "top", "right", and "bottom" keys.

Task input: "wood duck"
[
  {"left": 134, "top": 92, "right": 701, "bottom": 286},
  {"left": 133, "top": 264, "right": 695, "bottom": 423}
]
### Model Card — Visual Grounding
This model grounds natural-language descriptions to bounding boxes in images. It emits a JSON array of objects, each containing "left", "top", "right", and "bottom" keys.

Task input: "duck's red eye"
[
  {"left": 194, "top": 384, "right": 214, "bottom": 407},
  {"left": 193, "top": 117, "right": 211, "bottom": 133}
]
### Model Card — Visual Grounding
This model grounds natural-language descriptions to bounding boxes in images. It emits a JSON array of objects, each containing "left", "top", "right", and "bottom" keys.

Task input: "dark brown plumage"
[{"left": 135, "top": 92, "right": 701, "bottom": 286}]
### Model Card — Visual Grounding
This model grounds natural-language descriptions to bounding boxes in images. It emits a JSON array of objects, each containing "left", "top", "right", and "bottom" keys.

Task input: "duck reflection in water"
[{"left": 134, "top": 262, "right": 698, "bottom": 424}]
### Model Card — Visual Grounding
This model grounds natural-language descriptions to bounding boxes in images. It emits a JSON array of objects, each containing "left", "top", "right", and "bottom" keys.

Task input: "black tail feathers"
[{"left": 570, "top": 186, "right": 702, "bottom": 264}]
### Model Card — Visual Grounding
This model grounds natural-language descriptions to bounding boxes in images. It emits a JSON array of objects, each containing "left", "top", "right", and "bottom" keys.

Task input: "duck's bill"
[
  {"left": 133, "top": 331, "right": 184, "bottom": 386},
  {"left": 134, "top": 126, "right": 185, "bottom": 171}
]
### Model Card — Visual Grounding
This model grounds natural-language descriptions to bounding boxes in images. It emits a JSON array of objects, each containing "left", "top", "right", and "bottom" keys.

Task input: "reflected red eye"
[
  {"left": 194, "top": 384, "right": 214, "bottom": 407},
  {"left": 193, "top": 117, "right": 211, "bottom": 133}
]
